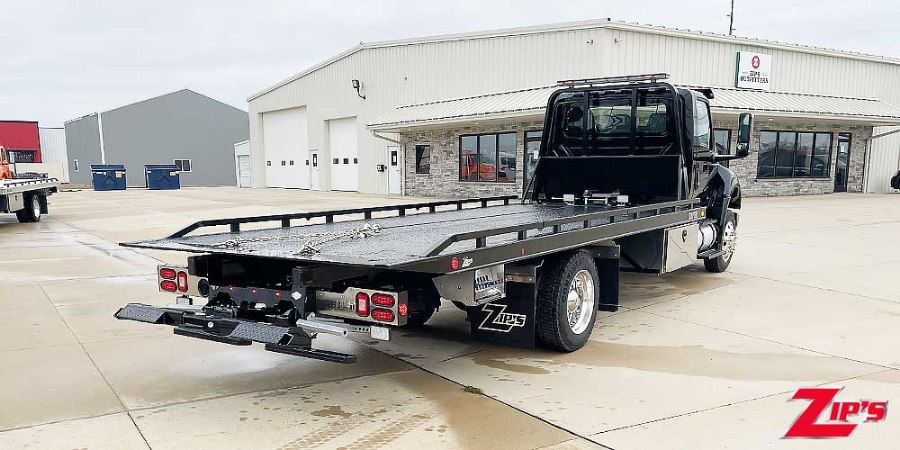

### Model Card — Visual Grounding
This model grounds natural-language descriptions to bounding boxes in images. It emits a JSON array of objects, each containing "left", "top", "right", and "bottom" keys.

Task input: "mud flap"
[{"left": 467, "top": 264, "right": 538, "bottom": 349}]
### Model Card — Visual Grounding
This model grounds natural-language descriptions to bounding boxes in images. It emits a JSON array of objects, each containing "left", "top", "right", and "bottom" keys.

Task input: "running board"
[{"left": 114, "top": 303, "right": 357, "bottom": 363}]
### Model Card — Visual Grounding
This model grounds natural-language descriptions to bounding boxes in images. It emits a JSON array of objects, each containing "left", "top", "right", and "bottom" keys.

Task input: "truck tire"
[
  {"left": 536, "top": 250, "right": 599, "bottom": 352},
  {"left": 16, "top": 195, "right": 42, "bottom": 223},
  {"left": 703, "top": 210, "right": 737, "bottom": 273},
  {"left": 403, "top": 306, "right": 435, "bottom": 328}
]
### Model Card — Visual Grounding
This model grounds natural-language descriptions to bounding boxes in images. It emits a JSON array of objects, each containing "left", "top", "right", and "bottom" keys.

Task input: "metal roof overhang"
[{"left": 368, "top": 86, "right": 900, "bottom": 131}]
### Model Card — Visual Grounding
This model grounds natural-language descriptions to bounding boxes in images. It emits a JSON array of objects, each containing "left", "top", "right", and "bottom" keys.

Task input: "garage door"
[
  {"left": 262, "top": 108, "right": 310, "bottom": 189},
  {"left": 237, "top": 155, "right": 251, "bottom": 188},
  {"left": 328, "top": 117, "right": 358, "bottom": 192}
]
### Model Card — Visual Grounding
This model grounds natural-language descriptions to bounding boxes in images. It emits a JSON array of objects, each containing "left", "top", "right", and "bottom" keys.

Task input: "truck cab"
[{"left": 528, "top": 73, "right": 752, "bottom": 272}]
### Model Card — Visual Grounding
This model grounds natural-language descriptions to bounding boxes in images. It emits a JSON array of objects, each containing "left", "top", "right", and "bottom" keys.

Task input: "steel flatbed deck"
[
  {"left": 123, "top": 196, "right": 702, "bottom": 273},
  {"left": 0, "top": 177, "right": 59, "bottom": 195}
]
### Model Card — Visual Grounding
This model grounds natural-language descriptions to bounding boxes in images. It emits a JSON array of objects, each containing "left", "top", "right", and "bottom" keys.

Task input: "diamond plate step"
[{"left": 115, "top": 304, "right": 179, "bottom": 324}]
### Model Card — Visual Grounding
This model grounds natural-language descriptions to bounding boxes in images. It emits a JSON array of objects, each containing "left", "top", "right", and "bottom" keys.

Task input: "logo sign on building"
[{"left": 735, "top": 51, "right": 772, "bottom": 90}]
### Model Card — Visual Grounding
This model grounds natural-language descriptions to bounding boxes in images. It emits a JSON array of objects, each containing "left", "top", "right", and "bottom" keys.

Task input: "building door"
[
  {"left": 262, "top": 108, "right": 310, "bottom": 189},
  {"left": 834, "top": 133, "right": 851, "bottom": 192},
  {"left": 523, "top": 130, "right": 542, "bottom": 190},
  {"left": 328, "top": 117, "right": 359, "bottom": 192},
  {"left": 387, "top": 146, "right": 400, "bottom": 195},
  {"left": 309, "top": 150, "right": 320, "bottom": 190},
  {"left": 237, "top": 155, "right": 251, "bottom": 187}
]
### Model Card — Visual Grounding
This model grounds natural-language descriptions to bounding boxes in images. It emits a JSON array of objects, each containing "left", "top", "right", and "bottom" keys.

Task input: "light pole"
[{"left": 728, "top": 0, "right": 735, "bottom": 35}]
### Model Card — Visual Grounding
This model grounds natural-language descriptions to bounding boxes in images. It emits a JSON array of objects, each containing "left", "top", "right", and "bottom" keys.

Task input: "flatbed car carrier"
[
  {"left": 0, "top": 178, "right": 59, "bottom": 223},
  {"left": 115, "top": 73, "right": 755, "bottom": 362}
]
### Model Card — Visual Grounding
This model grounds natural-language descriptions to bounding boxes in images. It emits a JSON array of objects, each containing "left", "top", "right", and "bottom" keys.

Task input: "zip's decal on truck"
[{"left": 478, "top": 303, "right": 526, "bottom": 333}]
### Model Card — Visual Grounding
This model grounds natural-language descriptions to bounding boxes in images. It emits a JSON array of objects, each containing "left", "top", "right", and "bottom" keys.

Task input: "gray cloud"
[{"left": 3, "top": 0, "right": 897, "bottom": 126}]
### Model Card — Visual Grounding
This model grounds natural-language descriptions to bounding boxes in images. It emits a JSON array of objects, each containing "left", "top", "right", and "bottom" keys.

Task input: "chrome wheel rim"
[
  {"left": 32, "top": 197, "right": 41, "bottom": 218},
  {"left": 721, "top": 221, "right": 737, "bottom": 262},
  {"left": 566, "top": 269, "right": 595, "bottom": 335}
]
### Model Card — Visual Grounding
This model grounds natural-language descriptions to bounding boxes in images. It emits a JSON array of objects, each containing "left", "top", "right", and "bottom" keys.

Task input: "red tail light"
[
  {"left": 159, "top": 268, "right": 176, "bottom": 279},
  {"left": 356, "top": 292, "right": 370, "bottom": 317},
  {"left": 450, "top": 257, "right": 460, "bottom": 271},
  {"left": 176, "top": 271, "right": 189, "bottom": 292},
  {"left": 371, "top": 308, "right": 395, "bottom": 322},
  {"left": 398, "top": 303, "right": 408, "bottom": 316},
  {"left": 371, "top": 293, "right": 395, "bottom": 307},
  {"left": 160, "top": 280, "right": 177, "bottom": 292}
]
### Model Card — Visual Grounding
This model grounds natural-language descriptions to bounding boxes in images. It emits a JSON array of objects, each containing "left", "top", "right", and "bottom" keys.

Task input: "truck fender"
[{"left": 701, "top": 165, "right": 741, "bottom": 212}]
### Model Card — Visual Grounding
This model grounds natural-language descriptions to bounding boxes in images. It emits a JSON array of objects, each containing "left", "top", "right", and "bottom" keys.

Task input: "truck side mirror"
[{"left": 735, "top": 113, "right": 753, "bottom": 158}]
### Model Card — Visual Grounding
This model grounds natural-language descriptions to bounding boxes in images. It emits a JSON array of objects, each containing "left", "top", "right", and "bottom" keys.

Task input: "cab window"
[{"left": 693, "top": 100, "right": 712, "bottom": 151}]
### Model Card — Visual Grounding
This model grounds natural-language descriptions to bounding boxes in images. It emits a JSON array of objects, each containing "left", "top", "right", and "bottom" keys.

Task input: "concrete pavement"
[{"left": 1, "top": 187, "right": 898, "bottom": 449}]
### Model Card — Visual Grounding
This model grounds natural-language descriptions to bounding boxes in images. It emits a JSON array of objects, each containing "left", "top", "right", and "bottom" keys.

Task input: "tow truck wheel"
[
  {"left": 16, "top": 195, "right": 42, "bottom": 223},
  {"left": 537, "top": 250, "right": 599, "bottom": 352},
  {"left": 703, "top": 210, "right": 737, "bottom": 273}
]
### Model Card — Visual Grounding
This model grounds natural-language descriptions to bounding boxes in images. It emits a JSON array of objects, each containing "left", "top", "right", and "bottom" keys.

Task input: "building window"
[
  {"left": 415, "top": 145, "right": 431, "bottom": 174},
  {"left": 459, "top": 132, "right": 516, "bottom": 183},
  {"left": 714, "top": 129, "right": 731, "bottom": 154},
  {"left": 757, "top": 131, "right": 832, "bottom": 178},
  {"left": 174, "top": 159, "right": 192, "bottom": 172},
  {"left": 8, "top": 150, "right": 36, "bottom": 163}
]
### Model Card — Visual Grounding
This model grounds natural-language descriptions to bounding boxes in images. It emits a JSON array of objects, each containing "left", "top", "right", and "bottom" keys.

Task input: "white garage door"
[
  {"left": 328, "top": 117, "right": 359, "bottom": 192},
  {"left": 263, "top": 108, "right": 310, "bottom": 189},
  {"left": 237, "top": 155, "right": 251, "bottom": 188}
]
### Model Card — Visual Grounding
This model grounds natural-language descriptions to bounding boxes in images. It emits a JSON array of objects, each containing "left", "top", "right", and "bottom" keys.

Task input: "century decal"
[{"left": 478, "top": 303, "right": 527, "bottom": 333}]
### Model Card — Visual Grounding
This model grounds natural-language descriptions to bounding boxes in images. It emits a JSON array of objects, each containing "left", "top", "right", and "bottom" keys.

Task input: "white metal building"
[{"left": 247, "top": 19, "right": 900, "bottom": 196}]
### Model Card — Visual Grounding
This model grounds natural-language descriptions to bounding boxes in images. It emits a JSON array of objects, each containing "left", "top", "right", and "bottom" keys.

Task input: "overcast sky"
[{"left": 4, "top": 0, "right": 898, "bottom": 126}]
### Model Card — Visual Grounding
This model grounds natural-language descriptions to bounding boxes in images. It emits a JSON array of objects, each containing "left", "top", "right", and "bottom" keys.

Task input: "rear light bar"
[
  {"left": 315, "top": 287, "right": 408, "bottom": 326},
  {"left": 371, "top": 293, "right": 395, "bottom": 307},
  {"left": 159, "top": 268, "right": 176, "bottom": 279},
  {"left": 176, "top": 271, "right": 189, "bottom": 292},
  {"left": 371, "top": 308, "right": 395, "bottom": 322},
  {"left": 557, "top": 73, "right": 669, "bottom": 86},
  {"left": 356, "top": 292, "right": 370, "bottom": 317},
  {"left": 157, "top": 265, "right": 209, "bottom": 297}
]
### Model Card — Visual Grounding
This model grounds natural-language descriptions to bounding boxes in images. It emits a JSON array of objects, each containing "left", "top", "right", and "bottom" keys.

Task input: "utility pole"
[{"left": 728, "top": 0, "right": 735, "bottom": 35}]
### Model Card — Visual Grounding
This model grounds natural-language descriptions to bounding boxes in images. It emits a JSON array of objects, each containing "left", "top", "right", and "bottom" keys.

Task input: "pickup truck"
[
  {"left": 0, "top": 146, "right": 59, "bottom": 223},
  {"left": 115, "top": 73, "right": 754, "bottom": 362}
]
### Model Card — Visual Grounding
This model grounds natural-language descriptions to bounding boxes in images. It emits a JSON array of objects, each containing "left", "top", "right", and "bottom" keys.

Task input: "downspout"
[
  {"left": 97, "top": 112, "right": 107, "bottom": 164},
  {"left": 370, "top": 129, "right": 403, "bottom": 195},
  {"left": 862, "top": 126, "right": 900, "bottom": 193}
]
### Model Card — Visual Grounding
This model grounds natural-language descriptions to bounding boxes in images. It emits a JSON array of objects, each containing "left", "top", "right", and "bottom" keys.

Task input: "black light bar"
[{"left": 557, "top": 73, "right": 670, "bottom": 86}]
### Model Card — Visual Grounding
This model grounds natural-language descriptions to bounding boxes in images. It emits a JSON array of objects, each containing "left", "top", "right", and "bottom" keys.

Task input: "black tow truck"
[{"left": 115, "top": 73, "right": 754, "bottom": 362}]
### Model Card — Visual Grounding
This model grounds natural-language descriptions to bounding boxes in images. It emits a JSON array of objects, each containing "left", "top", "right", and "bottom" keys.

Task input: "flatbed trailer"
[
  {"left": 0, "top": 177, "right": 60, "bottom": 223},
  {"left": 115, "top": 73, "right": 755, "bottom": 362}
]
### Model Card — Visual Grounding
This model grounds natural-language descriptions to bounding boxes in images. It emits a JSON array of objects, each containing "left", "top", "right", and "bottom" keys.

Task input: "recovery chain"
[{"left": 202, "top": 223, "right": 382, "bottom": 256}]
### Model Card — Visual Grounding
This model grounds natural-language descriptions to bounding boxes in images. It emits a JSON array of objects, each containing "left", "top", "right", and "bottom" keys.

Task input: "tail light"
[
  {"left": 356, "top": 292, "right": 370, "bottom": 317},
  {"left": 176, "top": 271, "right": 189, "bottom": 292},
  {"left": 159, "top": 268, "right": 176, "bottom": 279},
  {"left": 371, "top": 293, "right": 395, "bottom": 307},
  {"left": 371, "top": 308, "right": 395, "bottom": 322},
  {"left": 398, "top": 303, "right": 408, "bottom": 316},
  {"left": 160, "top": 280, "right": 177, "bottom": 292}
]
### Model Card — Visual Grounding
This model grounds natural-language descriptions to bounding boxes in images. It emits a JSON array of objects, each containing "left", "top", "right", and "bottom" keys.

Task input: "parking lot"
[{"left": 1, "top": 187, "right": 898, "bottom": 449}]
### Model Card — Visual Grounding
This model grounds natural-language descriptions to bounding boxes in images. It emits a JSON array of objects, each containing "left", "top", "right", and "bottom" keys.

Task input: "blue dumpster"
[
  {"left": 144, "top": 164, "right": 181, "bottom": 190},
  {"left": 90, "top": 164, "right": 127, "bottom": 191}
]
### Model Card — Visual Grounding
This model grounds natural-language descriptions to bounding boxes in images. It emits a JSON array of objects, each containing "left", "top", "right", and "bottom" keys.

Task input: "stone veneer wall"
[
  {"left": 717, "top": 118, "right": 870, "bottom": 196},
  {"left": 400, "top": 120, "right": 542, "bottom": 198},
  {"left": 400, "top": 118, "right": 871, "bottom": 198}
]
